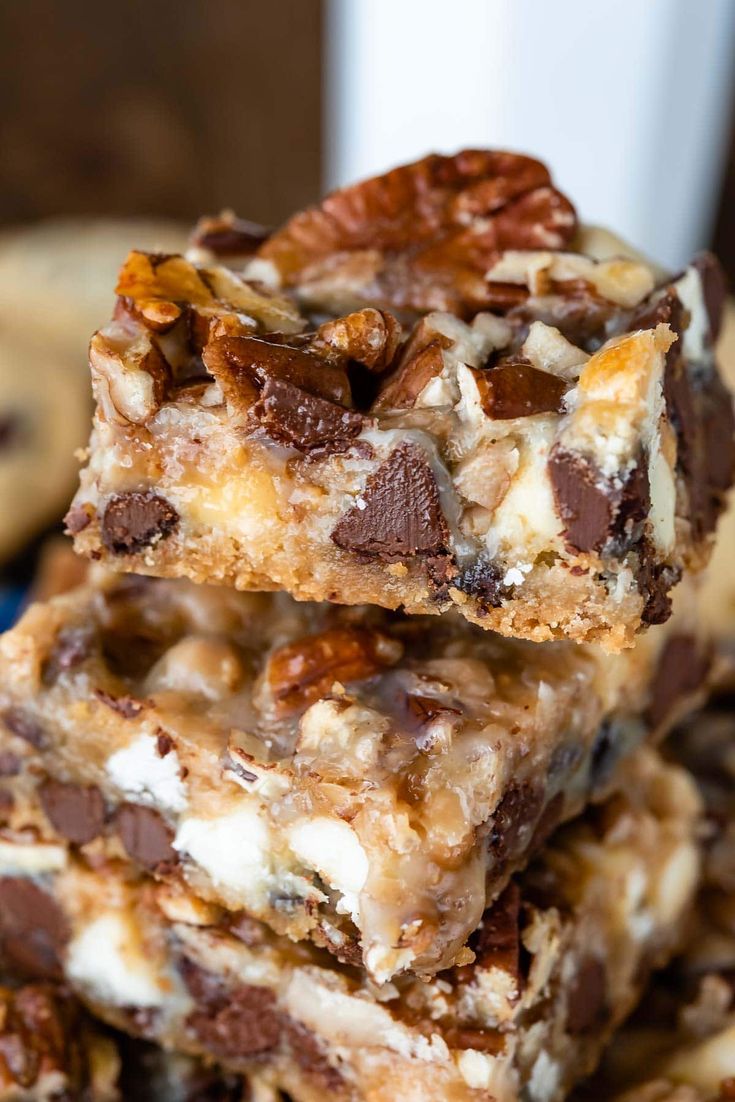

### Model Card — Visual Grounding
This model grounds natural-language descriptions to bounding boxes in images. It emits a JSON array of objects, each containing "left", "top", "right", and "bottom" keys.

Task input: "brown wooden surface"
[{"left": 0, "top": 0, "right": 322, "bottom": 228}]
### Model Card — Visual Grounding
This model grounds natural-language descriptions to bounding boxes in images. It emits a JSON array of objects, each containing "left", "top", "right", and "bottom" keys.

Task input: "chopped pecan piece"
[
  {"left": 311, "top": 308, "right": 402, "bottom": 372},
  {"left": 265, "top": 626, "right": 403, "bottom": 715},
  {"left": 259, "top": 150, "right": 576, "bottom": 316}
]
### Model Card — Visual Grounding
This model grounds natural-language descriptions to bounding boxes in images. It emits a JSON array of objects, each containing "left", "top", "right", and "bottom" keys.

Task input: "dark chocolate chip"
[
  {"left": 692, "top": 252, "right": 727, "bottom": 342},
  {"left": 638, "top": 558, "right": 680, "bottom": 626},
  {"left": 455, "top": 559, "right": 508, "bottom": 609},
  {"left": 566, "top": 955, "right": 608, "bottom": 1033},
  {"left": 1, "top": 708, "right": 44, "bottom": 749},
  {"left": 252, "top": 376, "right": 363, "bottom": 452},
  {"left": 648, "top": 634, "right": 710, "bottom": 730},
  {"left": 548, "top": 447, "right": 613, "bottom": 554},
  {"left": 629, "top": 287, "right": 685, "bottom": 344},
  {"left": 39, "top": 780, "right": 105, "bottom": 846},
  {"left": 101, "top": 492, "right": 179, "bottom": 555},
  {"left": 443, "top": 1027, "right": 505, "bottom": 1055},
  {"left": 116, "top": 803, "right": 177, "bottom": 871},
  {"left": 0, "top": 878, "right": 69, "bottom": 980},
  {"left": 94, "top": 689, "right": 146, "bottom": 719},
  {"left": 331, "top": 443, "right": 450, "bottom": 562},
  {"left": 488, "top": 782, "right": 545, "bottom": 863},
  {"left": 475, "top": 357, "right": 567, "bottom": 419}
]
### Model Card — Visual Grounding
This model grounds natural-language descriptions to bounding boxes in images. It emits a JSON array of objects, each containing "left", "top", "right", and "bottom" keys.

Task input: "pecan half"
[
  {"left": 259, "top": 150, "right": 577, "bottom": 317},
  {"left": 264, "top": 626, "right": 403, "bottom": 716}
]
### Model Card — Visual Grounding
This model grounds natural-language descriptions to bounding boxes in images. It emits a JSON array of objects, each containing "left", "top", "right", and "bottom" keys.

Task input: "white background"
[{"left": 326, "top": 0, "right": 735, "bottom": 269}]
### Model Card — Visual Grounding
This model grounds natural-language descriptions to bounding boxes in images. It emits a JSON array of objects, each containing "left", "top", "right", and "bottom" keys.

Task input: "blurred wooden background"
[
  {"left": 0, "top": 0, "right": 323, "bottom": 229},
  {"left": 2, "top": 0, "right": 735, "bottom": 286}
]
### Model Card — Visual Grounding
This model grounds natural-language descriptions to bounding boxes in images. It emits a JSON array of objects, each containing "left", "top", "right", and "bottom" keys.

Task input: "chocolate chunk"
[
  {"left": 0, "top": 752, "right": 21, "bottom": 776},
  {"left": 191, "top": 214, "right": 270, "bottom": 257},
  {"left": 693, "top": 252, "right": 727, "bottom": 342},
  {"left": 613, "top": 460, "right": 651, "bottom": 549},
  {"left": 548, "top": 447, "right": 614, "bottom": 553},
  {"left": 116, "top": 803, "right": 177, "bottom": 871},
  {"left": 101, "top": 492, "right": 179, "bottom": 555},
  {"left": 638, "top": 558, "right": 679, "bottom": 626},
  {"left": 0, "top": 879, "right": 69, "bottom": 980},
  {"left": 252, "top": 376, "right": 364, "bottom": 452},
  {"left": 63, "top": 503, "right": 92, "bottom": 534},
  {"left": 1, "top": 708, "right": 44, "bottom": 749},
  {"left": 648, "top": 634, "right": 710, "bottom": 730},
  {"left": 566, "top": 955, "right": 608, "bottom": 1033},
  {"left": 455, "top": 559, "right": 507, "bottom": 609},
  {"left": 471, "top": 883, "right": 521, "bottom": 981},
  {"left": 39, "top": 780, "right": 105, "bottom": 846},
  {"left": 331, "top": 443, "right": 450, "bottom": 562},
  {"left": 184, "top": 969, "right": 282, "bottom": 1059},
  {"left": 629, "top": 287, "right": 685, "bottom": 342},
  {"left": 94, "top": 689, "right": 146, "bottom": 718},
  {"left": 475, "top": 357, "right": 567, "bottom": 419},
  {"left": 204, "top": 335, "right": 352, "bottom": 410},
  {"left": 156, "top": 730, "right": 174, "bottom": 757},
  {"left": 488, "top": 783, "right": 545, "bottom": 863}
]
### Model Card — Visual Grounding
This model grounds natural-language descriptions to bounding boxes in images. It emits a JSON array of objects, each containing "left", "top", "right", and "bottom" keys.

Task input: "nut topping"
[
  {"left": 259, "top": 150, "right": 576, "bottom": 316},
  {"left": 264, "top": 626, "right": 403, "bottom": 716}
]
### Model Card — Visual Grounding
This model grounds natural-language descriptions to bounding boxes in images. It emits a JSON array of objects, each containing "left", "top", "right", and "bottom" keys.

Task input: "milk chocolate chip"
[
  {"left": 331, "top": 443, "right": 450, "bottom": 561},
  {"left": 566, "top": 955, "right": 608, "bottom": 1033},
  {"left": 101, "top": 492, "right": 179, "bottom": 554},
  {"left": 39, "top": 780, "right": 105, "bottom": 846},
  {"left": 116, "top": 803, "right": 177, "bottom": 871}
]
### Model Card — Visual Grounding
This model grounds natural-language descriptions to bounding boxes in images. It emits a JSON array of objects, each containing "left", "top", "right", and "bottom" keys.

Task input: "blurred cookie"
[
  {"left": 0, "top": 217, "right": 186, "bottom": 359},
  {"left": 0, "top": 324, "right": 89, "bottom": 563}
]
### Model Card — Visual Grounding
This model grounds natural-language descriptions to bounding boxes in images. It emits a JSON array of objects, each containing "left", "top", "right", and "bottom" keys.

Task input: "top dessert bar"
[{"left": 67, "top": 151, "right": 735, "bottom": 650}]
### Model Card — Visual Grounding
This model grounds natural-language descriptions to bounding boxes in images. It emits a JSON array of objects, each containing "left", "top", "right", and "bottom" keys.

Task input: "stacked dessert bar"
[{"left": 0, "top": 150, "right": 733, "bottom": 1101}]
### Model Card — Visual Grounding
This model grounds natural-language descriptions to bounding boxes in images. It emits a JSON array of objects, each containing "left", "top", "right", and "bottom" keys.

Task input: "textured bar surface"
[
  {"left": 0, "top": 748, "right": 701, "bottom": 1102},
  {"left": 0, "top": 572, "right": 705, "bottom": 983},
  {"left": 67, "top": 153, "right": 735, "bottom": 651}
]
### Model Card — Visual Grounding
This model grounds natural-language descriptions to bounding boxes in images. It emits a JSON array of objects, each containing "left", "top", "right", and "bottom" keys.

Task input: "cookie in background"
[{"left": 0, "top": 218, "right": 186, "bottom": 569}]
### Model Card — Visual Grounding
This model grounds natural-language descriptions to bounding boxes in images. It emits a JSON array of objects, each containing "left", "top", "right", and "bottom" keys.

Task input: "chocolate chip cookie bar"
[
  {"left": 0, "top": 571, "right": 706, "bottom": 984},
  {"left": 0, "top": 747, "right": 701, "bottom": 1102},
  {"left": 581, "top": 702, "right": 735, "bottom": 1102},
  {"left": 66, "top": 152, "right": 734, "bottom": 650}
]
